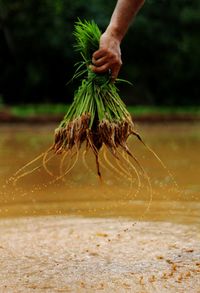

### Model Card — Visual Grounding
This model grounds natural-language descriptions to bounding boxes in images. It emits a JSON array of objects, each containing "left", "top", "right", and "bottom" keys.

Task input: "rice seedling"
[
  {"left": 52, "top": 19, "right": 141, "bottom": 179},
  {"left": 9, "top": 19, "right": 178, "bottom": 221},
  {"left": 9, "top": 19, "right": 152, "bottom": 198}
]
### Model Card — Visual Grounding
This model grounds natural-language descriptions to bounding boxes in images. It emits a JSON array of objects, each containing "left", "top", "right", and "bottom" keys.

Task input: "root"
[
  {"left": 116, "top": 153, "right": 134, "bottom": 202},
  {"left": 49, "top": 147, "right": 79, "bottom": 184},
  {"left": 59, "top": 150, "right": 70, "bottom": 179},
  {"left": 129, "top": 153, "right": 153, "bottom": 220},
  {"left": 82, "top": 149, "right": 89, "bottom": 170},
  {"left": 97, "top": 148, "right": 112, "bottom": 176},
  {"left": 12, "top": 152, "right": 56, "bottom": 186},
  {"left": 86, "top": 131, "right": 102, "bottom": 179},
  {"left": 141, "top": 168, "right": 153, "bottom": 220},
  {"left": 114, "top": 151, "right": 137, "bottom": 199},
  {"left": 13, "top": 165, "right": 42, "bottom": 186},
  {"left": 121, "top": 151, "right": 141, "bottom": 200},
  {"left": 42, "top": 149, "right": 55, "bottom": 177},
  {"left": 103, "top": 148, "right": 126, "bottom": 179},
  {"left": 82, "top": 149, "right": 96, "bottom": 176},
  {"left": 119, "top": 140, "right": 153, "bottom": 220},
  {"left": 95, "top": 154, "right": 102, "bottom": 180},
  {"left": 12, "top": 150, "right": 50, "bottom": 179},
  {"left": 132, "top": 131, "right": 179, "bottom": 191},
  {"left": 115, "top": 152, "right": 132, "bottom": 179}
]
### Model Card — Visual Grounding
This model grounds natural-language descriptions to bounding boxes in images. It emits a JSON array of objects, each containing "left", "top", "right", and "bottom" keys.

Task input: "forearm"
[
  {"left": 106, "top": 0, "right": 145, "bottom": 42},
  {"left": 92, "top": 0, "right": 144, "bottom": 79}
]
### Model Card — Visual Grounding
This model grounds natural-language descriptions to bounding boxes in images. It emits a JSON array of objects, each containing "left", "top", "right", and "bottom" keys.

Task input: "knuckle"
[
  {"left": 95, "top": 65, "right": 107, "bottom": 73},
  {"left": 99, "top": 48, "right": 107, "bottom": 55},
  {"left": 102, "top": 64, "right": 109, "bottom": 71},
  {"left": 92, "top": 51, "right": 98, "bottom": 58}
]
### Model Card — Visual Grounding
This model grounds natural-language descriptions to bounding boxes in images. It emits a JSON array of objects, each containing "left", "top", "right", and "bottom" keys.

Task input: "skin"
[{"left": 92, "top": 0, "right": 145, "bottom": 80}]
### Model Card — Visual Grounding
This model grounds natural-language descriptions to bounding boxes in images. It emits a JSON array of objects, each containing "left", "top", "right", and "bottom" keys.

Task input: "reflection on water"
[{"left": 0, "top": 122, "right": 200, "bottom": 225}]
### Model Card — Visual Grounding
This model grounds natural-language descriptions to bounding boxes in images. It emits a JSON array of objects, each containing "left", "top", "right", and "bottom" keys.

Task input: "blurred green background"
[{"left": 0, "top": 0, "right": 199, "bottom": 107}]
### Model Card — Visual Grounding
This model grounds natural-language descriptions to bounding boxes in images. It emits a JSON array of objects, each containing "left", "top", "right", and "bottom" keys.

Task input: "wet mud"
[{"left": 0, "top": 216, "right": 199, "bottom": 293}]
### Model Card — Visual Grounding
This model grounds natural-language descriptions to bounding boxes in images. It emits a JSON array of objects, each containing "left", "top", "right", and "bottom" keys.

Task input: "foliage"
[
  {"left": 0, "top": 0, "right": 199, "bottom": 105},
  {"left": 53, "top": 20, "right": 137, "bottom": 178},
  {"left": 5, "top": 104, "right": 200, "bottom": 118}
]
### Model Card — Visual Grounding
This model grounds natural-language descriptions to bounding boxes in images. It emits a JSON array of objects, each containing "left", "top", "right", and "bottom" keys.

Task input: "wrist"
[{"left": 104, "top": 25, "right": 124, "bottom": 43}]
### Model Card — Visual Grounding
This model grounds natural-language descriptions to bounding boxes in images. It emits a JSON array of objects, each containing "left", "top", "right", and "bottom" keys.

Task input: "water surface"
[{"left": 0, "top": 122, "right": 199, "bottom": 225}]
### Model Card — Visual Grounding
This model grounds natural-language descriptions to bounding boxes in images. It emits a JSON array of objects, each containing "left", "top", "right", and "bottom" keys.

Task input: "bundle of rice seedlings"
[
  {"left": 12, "top": 19, "right": 172, "bottom": 198},
  {"left": 53, "top": 19, "right": 140, "bottom": 178},
  {"left": 9, "top": 19, "right": 179, "bottom": 224}
]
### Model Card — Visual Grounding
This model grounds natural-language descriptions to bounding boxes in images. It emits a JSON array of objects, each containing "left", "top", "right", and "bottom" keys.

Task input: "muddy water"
[{"left": 0, "top": 123, "right": 200, "bottom": 225}]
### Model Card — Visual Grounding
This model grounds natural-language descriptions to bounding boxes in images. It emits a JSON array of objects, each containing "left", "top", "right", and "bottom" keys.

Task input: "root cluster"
[{"left": 52, "top": 114, "right": 139, "bottom": 178}]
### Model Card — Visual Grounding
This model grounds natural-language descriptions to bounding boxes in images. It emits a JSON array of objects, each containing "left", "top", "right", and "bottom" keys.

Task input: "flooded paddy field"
[
  {"left": 0, "top": 122, "right": 199, "bottom": 292},
  {"left": 0, "top": 122, "right": 199, "bottom": 223}
]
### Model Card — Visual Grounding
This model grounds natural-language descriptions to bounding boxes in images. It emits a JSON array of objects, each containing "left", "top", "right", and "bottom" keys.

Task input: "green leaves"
[
  {"left": 60, "top": 20, "right": 131, "bottom": 130},
  {"left": 74, "top": 19, "right": 101, "bottom": 64}
]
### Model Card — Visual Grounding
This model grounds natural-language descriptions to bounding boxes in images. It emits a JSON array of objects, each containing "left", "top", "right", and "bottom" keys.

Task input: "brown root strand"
[
  {"left": 120, "top": 151, "right": 141, "bottom": 199},
  {"left": 12, "top": 147, "right": 52, "bottom": 179},
  {"left": 114, "top": 151, "right": 135, "bottom": 200},
  {"left": 49, "top": 147, "right": 79, "bottom": 184},
  {"left": 103, "top": 148, "right": 125, "bottom": 179},
  {"left": 13, "top": 152, "right": 56, "bottom": 186},
  {"left": 59, "top": 150, "right": 70, "bottom": 180},
  {"left": 82, "top": 149, "right": 96, "bottom": 176},
  {"left": 95, "top": 154, "right": 102, "bottom": 180},
  {"left": 131, "top": 130, "right": 179, "bottom": 191},
  {"left": 128, "top": 151, "right": 153, "bottom": 220},
  {"left": 42, "top": 149, "right": 55, "bottom": 177}
]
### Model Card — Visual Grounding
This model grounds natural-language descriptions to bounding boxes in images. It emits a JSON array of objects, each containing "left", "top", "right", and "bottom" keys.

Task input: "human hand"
[{"left": 91, "top": 31, "right": 122, "bottom": 81}]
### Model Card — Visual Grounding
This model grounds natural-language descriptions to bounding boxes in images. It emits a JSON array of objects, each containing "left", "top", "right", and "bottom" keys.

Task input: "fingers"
[
  {"left": 93, "top": 49, "right": 107, "bottom": 60},
  {"left": 92, "top": 55, "right": 108, "bottom": 67},
  {"left": 91, "top": 31, "right": 122, "bottom": 80},
  {"left": 92, "top": 49, "right": 122, "bottom": 80},
  {"left": 91, "top": 63, "right": 121, "bottom": 82},
  {"left": 111, "top": 66, "right": 120, "bottom": 82},
  {"left": 91, "top": 64, "right": 110, "bottom": 74}
]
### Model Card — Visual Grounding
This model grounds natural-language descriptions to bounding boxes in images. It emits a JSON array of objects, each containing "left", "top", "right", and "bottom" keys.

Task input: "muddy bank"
[
  {"left": 0, "top": 110, "right": 200, "bottom": 123},
  {"left": 0, "top": 216, "right": 199, "bottom": 293}
]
